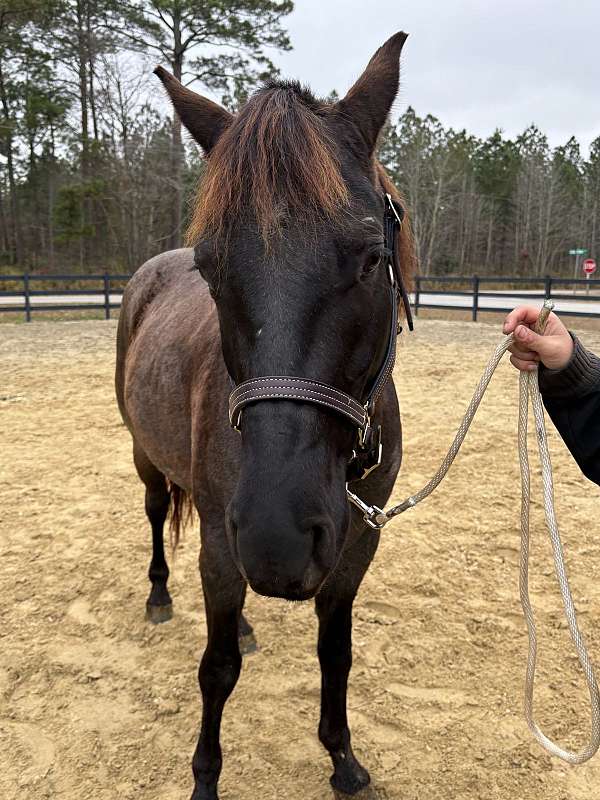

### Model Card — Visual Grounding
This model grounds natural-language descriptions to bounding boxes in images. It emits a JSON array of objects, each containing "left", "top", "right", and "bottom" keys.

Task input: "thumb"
[{"left": 514, "top": 324, "right": 553, "bottom": 356}]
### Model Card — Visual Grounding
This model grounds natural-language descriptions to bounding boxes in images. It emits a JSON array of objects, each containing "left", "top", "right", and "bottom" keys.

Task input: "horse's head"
[{"left": 156, "top": 33, "right": 413, "bottom": 600}]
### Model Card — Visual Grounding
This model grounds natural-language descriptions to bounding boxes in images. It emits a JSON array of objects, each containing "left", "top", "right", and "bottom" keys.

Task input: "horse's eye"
[{"left": 363, "top": 250, "right": 382, "bottom": 275}]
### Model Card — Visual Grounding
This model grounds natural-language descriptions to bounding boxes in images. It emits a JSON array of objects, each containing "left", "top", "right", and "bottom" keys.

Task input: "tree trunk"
[
  {"left": 0, "top": 69, "right": 23, "bottom": 264},
  {"left": 48, "top": 122, "right": 56, "bottom": 271},
  {"left": 540, "top": 173, "right": 555, "bottom": 277},
  {"left": 591, "top": 193, "right": 598, "bottom": 263},
  {"left": 76, "top": 0, "right": 89, "bottom": 170},
  {"left": 86, "top": 1, "right": 99, "bottom": 142},
  {"left": 76, "top": 0, "right": 91, "bottom": 268},
  {"left": 458, "top": 172, "right": 468, "bottom": 270},
  {"left": 484, "top": 202, "right": 494, "bottom": 273},
  {"left": 0, "top": 178, "right": 8, "bottom": 258},
  {"left": 427, "top": 174, "right": 444, "bottom": 274}
]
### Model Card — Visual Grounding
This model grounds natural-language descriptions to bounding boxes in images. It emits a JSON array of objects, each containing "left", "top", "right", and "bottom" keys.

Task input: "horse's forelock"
[{"left": 186, "top": 82, "right": 349, "bottom": 246}]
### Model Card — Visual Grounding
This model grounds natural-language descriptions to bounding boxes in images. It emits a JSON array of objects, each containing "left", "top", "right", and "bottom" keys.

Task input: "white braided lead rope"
[
  {"left": 385, "top": 334, "right": 514, "bottom": 516},
  {"left": 519, "top": 367, "right": 600, "bottom": 762},
  {"left": 375, "top": 301, "right": 600, "bottom": 763}
]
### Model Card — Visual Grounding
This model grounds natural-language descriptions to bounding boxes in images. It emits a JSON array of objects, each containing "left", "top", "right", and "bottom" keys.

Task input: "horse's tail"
[{"left": 167, "top": 481, "right": 194, "bottom": 553}]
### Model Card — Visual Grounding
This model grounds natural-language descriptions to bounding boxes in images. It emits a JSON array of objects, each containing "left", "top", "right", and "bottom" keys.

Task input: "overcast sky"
[{"left": 269, "top": 0, "right": 600, "bottom": 153}]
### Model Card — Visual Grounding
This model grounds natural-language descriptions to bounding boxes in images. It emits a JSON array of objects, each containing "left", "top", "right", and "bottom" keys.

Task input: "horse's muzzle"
[{"left": 226, "top": 504, "right": 336, "bottom": 600}]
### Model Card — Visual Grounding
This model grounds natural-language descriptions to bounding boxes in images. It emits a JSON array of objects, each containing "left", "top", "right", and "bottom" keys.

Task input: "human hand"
[{"left": 502, "top": 305, "right": 574, "bottom": 371}]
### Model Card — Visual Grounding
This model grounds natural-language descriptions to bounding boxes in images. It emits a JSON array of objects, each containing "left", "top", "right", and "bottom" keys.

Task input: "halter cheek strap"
[{"left": 227, "top": 193, "right": 413, "bottom": 483}]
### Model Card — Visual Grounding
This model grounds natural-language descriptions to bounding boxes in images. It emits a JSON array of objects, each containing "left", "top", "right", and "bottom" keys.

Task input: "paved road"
[{"left": 1, "top": 290, "right": 600, "bottom": 317}]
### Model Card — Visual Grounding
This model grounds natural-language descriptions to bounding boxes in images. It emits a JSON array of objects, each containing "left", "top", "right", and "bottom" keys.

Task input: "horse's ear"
[
  {"left": 154, "top": 67, "right": 233, "bottom": 154},
  {"left": 335, "top": 32, "right": 408, "bottom": 156}
]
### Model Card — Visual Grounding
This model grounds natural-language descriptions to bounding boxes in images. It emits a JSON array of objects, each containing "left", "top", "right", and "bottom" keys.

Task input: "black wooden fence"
[
  {"left": 1, "top": 272, "right": 600, "bottom": 323},
  {"left": 414, "top": 275, "right": 600, "bottom": 321},
  {"left": 0, "top": 273, "right": 131, "bottom": 321}
]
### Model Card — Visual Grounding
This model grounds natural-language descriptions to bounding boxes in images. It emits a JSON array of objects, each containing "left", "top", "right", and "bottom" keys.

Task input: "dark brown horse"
[{"left": 115, "top": 32, "right": 415, "bottom": 800}]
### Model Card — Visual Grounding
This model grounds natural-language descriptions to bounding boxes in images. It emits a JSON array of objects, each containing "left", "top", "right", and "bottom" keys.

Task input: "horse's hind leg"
[
  {"left": 133, "top": 442, "right": 173, "bottom": 623},
  {"left": 316, "top": 531, "right": 380, "bottom": 798}
]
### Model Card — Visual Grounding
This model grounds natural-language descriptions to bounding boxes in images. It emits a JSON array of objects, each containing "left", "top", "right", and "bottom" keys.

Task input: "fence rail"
[
  {"left": 0, "top": 273, "right": 131, "bottom": 321},
  {"left": 1, "top": 272, "right": 600, "bottom": 322},
  {"left": 413, "top": 275, "right": 600, "bottom": 321}
]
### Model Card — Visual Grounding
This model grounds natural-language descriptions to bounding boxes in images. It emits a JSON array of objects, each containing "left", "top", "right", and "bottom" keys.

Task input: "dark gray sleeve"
[{"left": 539, "top": 335, "right": 600, "bottom": 486}]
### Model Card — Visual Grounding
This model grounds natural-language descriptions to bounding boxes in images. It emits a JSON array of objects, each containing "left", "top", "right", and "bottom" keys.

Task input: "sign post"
[
  {"left": 569, "top": 248, "right": 588, "bottom": 293},
  {"left": 583, "top": 258, "right": 597, "bottom": 295}
]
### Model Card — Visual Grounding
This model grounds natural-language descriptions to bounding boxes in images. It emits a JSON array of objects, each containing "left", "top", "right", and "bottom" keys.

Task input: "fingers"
[
  {"left": 510, "top": 354, "right": 538, "bottom": 372},
  {"left": 513, "top": 323, "right": 541, "bottom": 347},
  {"left": 508, "top": 343, "right": 539, "bottom": 362},
  {"left": 503, "top": 306, "right": 542, "bottom": 334},
  {"left": 508, "top": 319, "right": 543, "bottom": 373}
]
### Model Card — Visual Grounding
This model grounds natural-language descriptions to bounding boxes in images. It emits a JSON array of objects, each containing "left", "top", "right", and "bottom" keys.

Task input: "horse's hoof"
[
  {"left": 239, "top": 631, "right": 258, "bottom": 655},
  {"left": 332, "top": 785, "right": 379, "bottom": 800},
  {"left": 145, "top": 602, "right": 173, "bottom": 624},
  {"left": 331, "top": 762, "right": 373, "bottom": 799}
]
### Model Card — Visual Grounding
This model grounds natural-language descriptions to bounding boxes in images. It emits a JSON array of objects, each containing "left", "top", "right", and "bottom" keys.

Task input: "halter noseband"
[{"left": 228, "top": 193, "right": 413, "bottom": 488}]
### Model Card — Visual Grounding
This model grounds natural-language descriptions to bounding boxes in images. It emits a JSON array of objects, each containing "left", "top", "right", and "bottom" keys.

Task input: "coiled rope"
[{"left": 349, "top": 300, "right": 600, "bottom": 763}]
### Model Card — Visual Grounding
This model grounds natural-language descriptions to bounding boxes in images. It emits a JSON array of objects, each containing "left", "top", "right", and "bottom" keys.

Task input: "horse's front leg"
[
  {"left": 191, "top": 534, "right": 245, "bottom": 800},
  {"left": 316, "top": 531, "right": 379, "bottom": 797}
]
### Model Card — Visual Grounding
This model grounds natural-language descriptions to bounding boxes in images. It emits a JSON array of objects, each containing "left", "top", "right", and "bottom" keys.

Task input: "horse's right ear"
[{"left": 154, "top": 67, "right": 233, "bottom": 154}]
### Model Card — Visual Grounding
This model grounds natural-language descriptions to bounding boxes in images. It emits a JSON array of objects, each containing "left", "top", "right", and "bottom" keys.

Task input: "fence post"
[
  {"left": 414, "top": 275, "right": 420, "bottom": 316},
  {"left": 544, "top": 274, "right": 552, "bottom": 300},
  {"left": 103, "top": 273, "right": 111, "bottom": 320},
  {"left": 471, "top": 275, "right": 479, "bottom": 322},
  {"left": 24, "top": 272, "right": 31, "bottom": 322}
]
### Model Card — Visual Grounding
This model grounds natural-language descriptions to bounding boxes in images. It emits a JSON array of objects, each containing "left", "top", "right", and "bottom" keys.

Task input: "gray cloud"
[{"left": 273, "top": 0, "right": 600, "bottom": 152}]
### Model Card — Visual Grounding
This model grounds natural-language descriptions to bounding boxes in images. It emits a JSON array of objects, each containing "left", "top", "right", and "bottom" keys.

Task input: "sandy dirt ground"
[{"left": 2, "top": 317, "right": 600, "bottom": 800}]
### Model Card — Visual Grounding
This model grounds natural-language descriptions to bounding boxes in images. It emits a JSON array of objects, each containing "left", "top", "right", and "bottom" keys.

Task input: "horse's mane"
[{"left": 186, "top": 79, "right": 415, "bottom": 287}]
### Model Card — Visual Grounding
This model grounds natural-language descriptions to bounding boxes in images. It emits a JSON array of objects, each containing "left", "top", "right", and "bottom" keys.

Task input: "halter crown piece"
[{"left": 228, "top": 193, "right": 413, "bottom": 506}]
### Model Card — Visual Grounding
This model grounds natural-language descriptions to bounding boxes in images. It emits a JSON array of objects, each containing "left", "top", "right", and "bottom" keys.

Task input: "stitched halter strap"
[{"left": 229, "top": 376, "right": 368, "bottom": 430}]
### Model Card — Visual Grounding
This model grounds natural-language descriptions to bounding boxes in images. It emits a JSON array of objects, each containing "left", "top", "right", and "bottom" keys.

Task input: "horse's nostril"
[{"left": 309, "top": 524, "right": 325, "bottom": 545}]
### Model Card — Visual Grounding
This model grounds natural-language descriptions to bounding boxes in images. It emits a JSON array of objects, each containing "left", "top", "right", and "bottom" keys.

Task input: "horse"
[{"left": 115, "top": 31, "right": 415, "bottom": 800}]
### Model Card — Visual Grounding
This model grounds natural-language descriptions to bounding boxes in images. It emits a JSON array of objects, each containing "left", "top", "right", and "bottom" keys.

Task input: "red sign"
[{"left": 583, "top": 258, "right": 597, "bottom": 275}]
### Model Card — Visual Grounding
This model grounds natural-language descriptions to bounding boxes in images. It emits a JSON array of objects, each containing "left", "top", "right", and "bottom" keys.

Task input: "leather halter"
[{"left": 228, "top": 193, "right": 413, "bottom": 482}]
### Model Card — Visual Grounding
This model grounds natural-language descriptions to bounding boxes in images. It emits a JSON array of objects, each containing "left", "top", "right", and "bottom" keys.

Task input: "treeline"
[
  {"left": 2, "top": 2, "right": 598, "bottom": 277},
  {"left": 380, "top": 112, "right": 600, "bottom": 277},
  {"left": 0, "top": 0, "right": 292, "bottom": 272}
]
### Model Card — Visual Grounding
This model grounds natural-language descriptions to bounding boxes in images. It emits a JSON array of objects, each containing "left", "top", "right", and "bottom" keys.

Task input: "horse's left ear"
[
  {"left": 154, "top": 67, "right": 233, "bottom": 154},
  {"left": 335, "top": 32, "right": 408, "bottom": 156}
]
